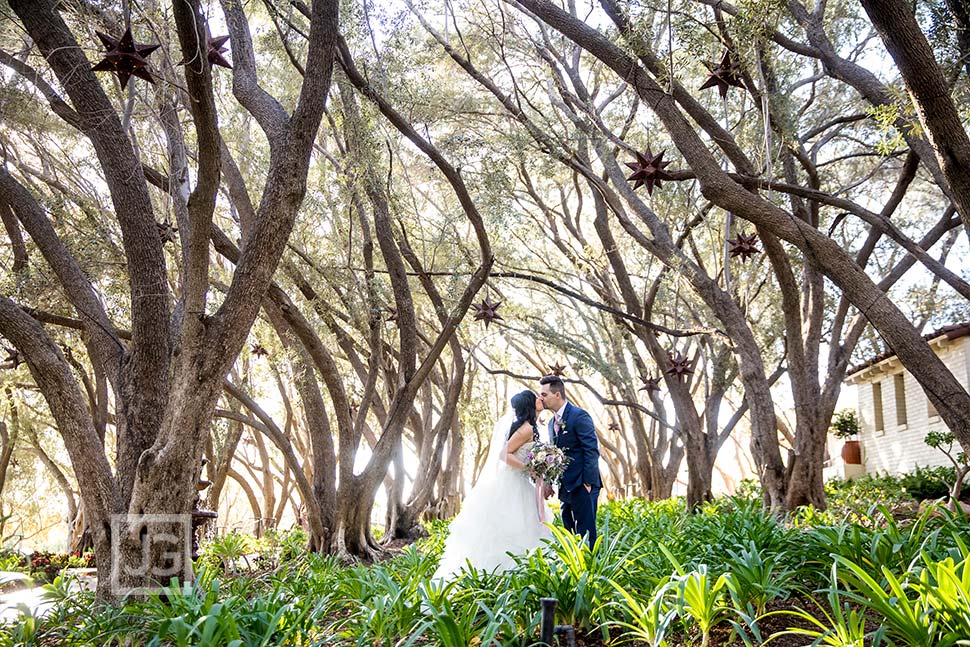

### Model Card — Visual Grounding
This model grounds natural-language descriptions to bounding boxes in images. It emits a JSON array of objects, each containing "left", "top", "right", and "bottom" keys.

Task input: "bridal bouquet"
[{"left": 525, "top": 442, "right": 569, "bottom": 484}]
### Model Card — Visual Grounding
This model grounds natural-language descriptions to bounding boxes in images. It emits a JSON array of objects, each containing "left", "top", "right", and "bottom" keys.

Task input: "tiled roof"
[{"left": 845, "top": 322, "right": 970, "bottom": 378}]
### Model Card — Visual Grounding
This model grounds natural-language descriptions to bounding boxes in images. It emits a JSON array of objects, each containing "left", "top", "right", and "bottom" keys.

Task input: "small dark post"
[
  {"left": 555, "top": 625, "right": 577, "bottom": 647},
  {"left": 539, "top": 597, "right": 557, "bottom": 645}
]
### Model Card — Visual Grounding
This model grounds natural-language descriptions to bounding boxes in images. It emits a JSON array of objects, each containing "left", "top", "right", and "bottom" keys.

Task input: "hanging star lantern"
[
  {"left": 665, "top": 352, "right": 695, "bottom": 381},
  {"left": 625, "top": 147, "right": 673, "bottom": 195},
  {"left": 728, "top": 232, "right": 761, "bottom": 262},
  {"left": 639, "top": 375, "right": 662, "bottom": 393},
  {"left": 207, "top": 35, "right": 232, "bottom": 69},
  {"left": 157, "top": 221, "right": 178, "bottom": 244},
  {"left": 91, "top": 27, "right": 160, "bottom": 89},
  {"left": 59, "top": 343, "right": 75, "bottom": 362},
  {"left": 471, "top": 297, "right": 504, "bottom": 328},
  {"left": 547, "top": 362, "right": 567, "bottom": 376},
  {"left": 699, "top": 50, "right": 746, "bottom": 98},
  {"left": 386, "top": 307, "right": 399, "bottom": 323},
  {"left": 250, "top": 343, "right": 269, "bottom": 358},
  {"left": 3, "top": 347, "right": 21, "bottom": 369}
]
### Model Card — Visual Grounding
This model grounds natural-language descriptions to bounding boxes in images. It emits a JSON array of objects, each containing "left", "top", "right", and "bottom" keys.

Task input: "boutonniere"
[{"left": 560, "top": 419, "right": 568, "bottom": 433}]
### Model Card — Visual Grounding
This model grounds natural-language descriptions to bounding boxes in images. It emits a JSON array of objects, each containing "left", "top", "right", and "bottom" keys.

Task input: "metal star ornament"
[
  {"left": 639, "top": 375, "right": 662, "bottom": 393},
  {"left": 699, "top": 50, "right": 746, "bottom": 98},
  {"left": 728, "top": 232, "right": 761, "bottom": 262},
  {"left": 3, "top": 347, "right": 21, "bottom": 369},
  {"left": 207, "top": 35, "right": 232, "bottom": 69},
  {"left": 250, "top": 343, "right": 269, "bottom": 358},
  {"left": 547, "top": 362, "right": 567, "bottom": 376},
  {"left": 386, "top": 308, "right": 399, "bottom": 323},
  {"left": 625, "top": 147, "right": 673, "bottom": 195},
  {"left": 608, "top": 421, "right": 621, "bottom": 432},
  {"left": 59, "top": 343, "right": 75, "bottom": 362},
  {"left": 157, "top": 221, "right": 178, "bottom": 244},
  {"left": 665, "top": 352, "right": 695, "bottom": 381},
  {"left": 91, "top": 27, "right": 160, "bottom": 89},
  {"left": 471, "top": 297, "right": 504, "bottom": 328}
]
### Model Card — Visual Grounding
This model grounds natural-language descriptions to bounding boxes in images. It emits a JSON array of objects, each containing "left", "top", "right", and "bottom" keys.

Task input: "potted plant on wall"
[{"left": 831, "top": 409, "right": 862, "bottom": 464}]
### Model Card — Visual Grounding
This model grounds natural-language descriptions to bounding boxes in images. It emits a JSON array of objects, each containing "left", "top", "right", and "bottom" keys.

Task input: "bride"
[{"left": 432, "top": 390, "right": 553, "bottom": 580}]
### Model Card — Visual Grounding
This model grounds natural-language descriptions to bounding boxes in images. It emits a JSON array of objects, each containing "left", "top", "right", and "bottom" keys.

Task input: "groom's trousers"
[{"left": 561, "top": 485, "right": 599, "bottom": 549}]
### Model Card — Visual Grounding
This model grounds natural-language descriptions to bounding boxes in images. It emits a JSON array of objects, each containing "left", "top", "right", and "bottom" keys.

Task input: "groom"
[{"left": 538, "top": 375, "right": 602, "bottom": 548}]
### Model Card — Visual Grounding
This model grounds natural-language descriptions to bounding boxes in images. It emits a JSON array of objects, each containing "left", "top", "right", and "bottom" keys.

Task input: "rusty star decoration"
[
  {"left": 91, "top": 27, "right": 160, "bottom": 89},
  {"left": 471, "top": 297, "right": 504, "bottom": 328},
  {"left": 207, "top": 35, "right": 232, "bottom": 69},
  {"left": 3, "top": 347, "right": 21, "bottom": 369},
  {"left": 386, "top": 307, "right": 399, "bottom": 323},
  {"left": 728, "top": 232, "right": 761, "bottom": 262},
  {"left": 639, "top": 375, "right": 662, "bottom": 393},
  {"left": 157, "top": 221, "right": 178, "bottom": 244},
  {"left": 59, "top": 343, "right": 75, "bottom": 362},
  {"left": 665, "top": 352, "right": 695, "bottom": 381},
  {"left": 625, "top": 147, "right": 673, "bottom": 195},
  {"left": 547, "top": 362, "right": 567, "bottom": 376},
  {"left": 608, "top": 421, "right": 621, "bottom": 432},
  {"left": 699, "top": 50, "right": 746, "bottom": 98},
  {"left": 250, "top": 343, "right": 269, "bottom": 358}
]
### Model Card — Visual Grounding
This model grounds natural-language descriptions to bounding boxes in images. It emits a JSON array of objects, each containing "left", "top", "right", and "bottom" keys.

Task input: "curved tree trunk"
[
  {"left": 226, "top": 467, "right": 263, "bottom": 528},
  {"left": 514, "top": 0, "right": 970, "bottom": 476},
  {"left": 2, "top": 0, "right": 339, "bottom": 601},
  {"left": 860, "top": 0, "right": 970, "bottom": 239}
]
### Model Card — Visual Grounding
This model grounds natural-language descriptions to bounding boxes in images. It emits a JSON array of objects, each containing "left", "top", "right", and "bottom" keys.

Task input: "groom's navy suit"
[{"left": 549, "top": 402, "right": 602, "bottom": 548}]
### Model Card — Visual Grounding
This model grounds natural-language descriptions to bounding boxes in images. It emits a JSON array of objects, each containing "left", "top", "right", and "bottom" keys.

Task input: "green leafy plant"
[
  {"left": 658, "top": 544, "right": 730, "bottom": 647},
  {"left": 722, "top": 541, "right": 793, "bottom": 616},
  {"left": 763, "top": 564, "right": 882, "bottom": 647},
  {"left": 830, "top": 409, "right": 861, "bottom": 440},
  {"left": 409, "top": 587, "right": 521, "bottom": 647},
  {"left": 202, "top": 531, "right": 254, "bottom": 576},
  {"left": 603, "top": 578, "right": 677, "bottom": 646},
  {"left": 900, "top": 465, "right": 954, "bottom": 501},
  {"left": 924, "top": 430, "right": 970, "bottom": 502},
  {"left": 834, "top": 556, "right": 938, "bottom": 647}
]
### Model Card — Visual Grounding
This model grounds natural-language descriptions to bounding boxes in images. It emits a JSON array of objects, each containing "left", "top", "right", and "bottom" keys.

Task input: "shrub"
[
  {"left": 5, "top": 495, "right": 970, "bottom": 647},
  {"left": 900, "top": 465, "right": 954, "bottom": 501},
  {"left": 21, "top": 550, "right": 94, "bottom": 583},
  {"left": 830, "top": 409, "right": 861, "bottom": 439}
]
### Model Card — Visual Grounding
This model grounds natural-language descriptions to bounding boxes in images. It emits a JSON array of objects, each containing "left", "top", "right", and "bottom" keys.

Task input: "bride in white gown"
[{"left": 432, "top": 390, "right": 553, "bottom": 580}]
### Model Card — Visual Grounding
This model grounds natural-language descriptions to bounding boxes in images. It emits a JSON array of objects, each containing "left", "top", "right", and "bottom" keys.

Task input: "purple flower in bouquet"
[{"left": 525, "top": 441, "right": 569, "bottom": 483}]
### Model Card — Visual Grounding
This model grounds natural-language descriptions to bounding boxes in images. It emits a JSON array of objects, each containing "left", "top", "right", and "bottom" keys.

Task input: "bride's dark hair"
[{"left": 509, "top": 390, "right": 539, "bottom": 440}]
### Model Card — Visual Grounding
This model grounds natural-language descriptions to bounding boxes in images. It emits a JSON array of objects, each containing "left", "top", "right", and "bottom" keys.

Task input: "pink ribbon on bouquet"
[{"left": 534, "top": 476, "right": 547, "bottom": 523}]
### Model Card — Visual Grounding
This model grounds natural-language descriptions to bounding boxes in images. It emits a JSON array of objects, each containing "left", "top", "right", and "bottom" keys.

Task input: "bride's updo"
[{"left": 509, "top": 390, "right": 539, "bottom": 440}]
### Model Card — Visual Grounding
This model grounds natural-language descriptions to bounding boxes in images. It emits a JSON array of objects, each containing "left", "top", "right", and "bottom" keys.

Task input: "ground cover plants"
[{"left": 2, "top": 480, "right": 969, "bottom": 646}]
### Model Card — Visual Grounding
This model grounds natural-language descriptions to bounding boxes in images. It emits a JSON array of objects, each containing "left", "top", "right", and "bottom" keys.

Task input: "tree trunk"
[
  {"left": 860, "top": 0, "right": 970, "bottom": 239},
  {"left": 432, "top": 425, "right": 464, "bottom": 519},
  {"left": 515, "top": 0, "right": 970, "bottom": 465},
  {"left": 0, "top": 0, "right": 340, "bottom": 601}
]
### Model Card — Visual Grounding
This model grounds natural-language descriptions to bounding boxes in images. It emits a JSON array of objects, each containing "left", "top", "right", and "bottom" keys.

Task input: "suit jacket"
[{"left": 548, "top": 401, "right": 602, "bottom": 495}]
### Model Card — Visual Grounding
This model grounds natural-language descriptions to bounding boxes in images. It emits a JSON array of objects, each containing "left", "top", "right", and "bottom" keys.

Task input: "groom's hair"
[{"left": 539, "top": 375, "right": 565, "bottom": 397}]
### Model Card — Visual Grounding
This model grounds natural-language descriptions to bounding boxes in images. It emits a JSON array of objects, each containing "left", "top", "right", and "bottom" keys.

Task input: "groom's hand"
[{"left": 542, "top": 483, "right": 554, "bottom": 499}]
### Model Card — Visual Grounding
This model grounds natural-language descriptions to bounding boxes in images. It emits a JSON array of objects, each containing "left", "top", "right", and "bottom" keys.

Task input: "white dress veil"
[{"left": 431, "top": 413, "right": 552, "bottom": 581}]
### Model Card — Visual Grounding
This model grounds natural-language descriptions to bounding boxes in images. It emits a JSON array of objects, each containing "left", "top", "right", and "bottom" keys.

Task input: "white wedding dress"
[{"left": 432, "top": 436, "right": 553, "bottom": 581}]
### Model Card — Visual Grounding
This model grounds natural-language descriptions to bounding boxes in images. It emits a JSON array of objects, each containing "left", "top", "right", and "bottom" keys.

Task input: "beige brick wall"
[{"left": 851, "top": 337, "right": 965, "bottom": 475}]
